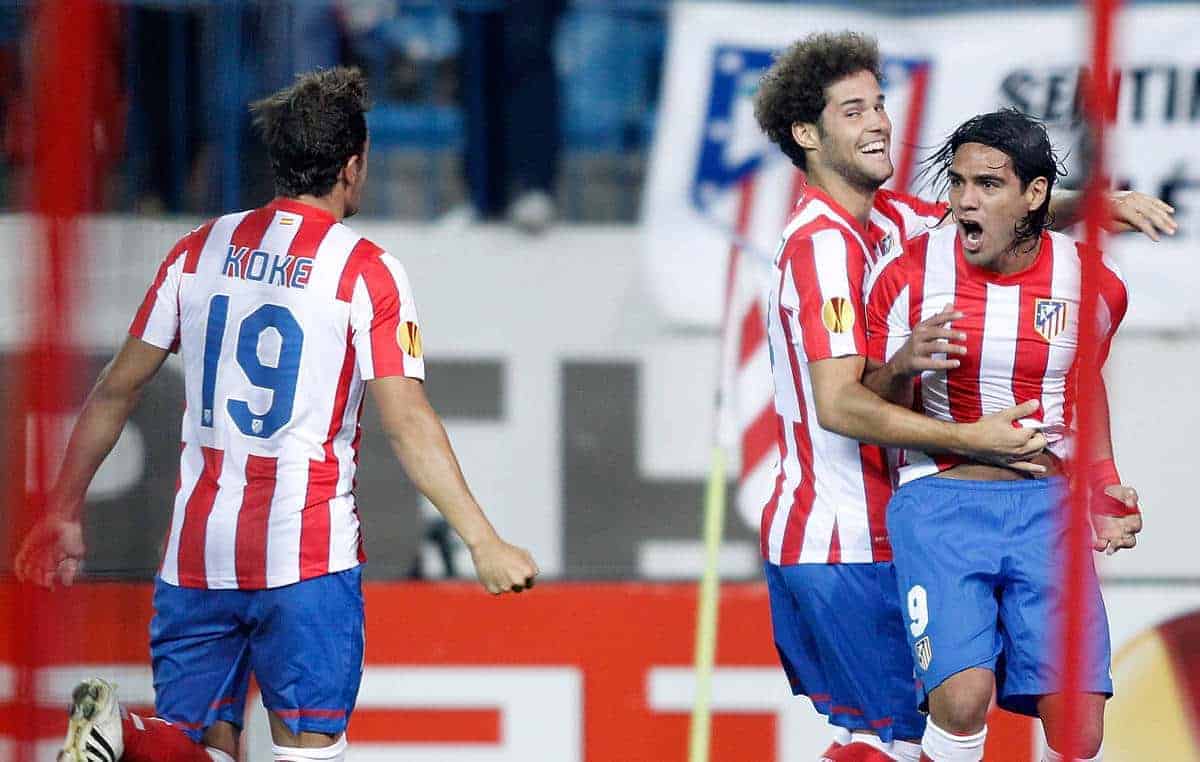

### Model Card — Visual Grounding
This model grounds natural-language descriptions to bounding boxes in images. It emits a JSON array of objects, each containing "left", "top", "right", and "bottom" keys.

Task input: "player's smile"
[
  {"left": 856, "top": 136, "right": 892, "bottom": 176},
  {"left": 859, "top": 139, "right": 887, "bottom": 155}
]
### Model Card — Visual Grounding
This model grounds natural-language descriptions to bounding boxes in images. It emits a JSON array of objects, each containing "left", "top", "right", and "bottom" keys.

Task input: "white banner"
[{"left": 642, "top": 2, "right": 1200, "bottom": 330}]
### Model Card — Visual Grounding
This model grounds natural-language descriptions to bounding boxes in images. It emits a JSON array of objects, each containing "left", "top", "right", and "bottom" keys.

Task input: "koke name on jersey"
[{"left": 222, "top": 245, "right": 314, "bottom": 289}]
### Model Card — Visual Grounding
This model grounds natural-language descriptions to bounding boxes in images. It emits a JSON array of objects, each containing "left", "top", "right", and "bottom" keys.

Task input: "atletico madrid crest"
[
  {"left": 915, "top": 636, "right": 933, "bottom": 671},
  {"left": 1034, "top": 298, "right": 1068, "bottom": 342}
]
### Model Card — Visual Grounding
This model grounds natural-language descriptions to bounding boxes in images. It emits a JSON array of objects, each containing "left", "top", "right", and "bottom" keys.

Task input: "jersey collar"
[
  {"left": 800, "top": 182, "right": 882, "bottom": 251},
  {"left": 267, "top": 197, "right": 338, "bottom": 224},
  {"left": 954, "top": 229, "right": 1053, "bottom": 285}
]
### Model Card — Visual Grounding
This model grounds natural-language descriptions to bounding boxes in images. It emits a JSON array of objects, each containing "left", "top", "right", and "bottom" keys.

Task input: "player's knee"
[
  {"left": 928, "top": 674, "right": 992, "bottom": 735},
  {"left": 1045, "top": 727, "right": 1104, "bottom": 759},
  {"left": 1079, "top": 736, "right": 1104, "bottom": 760},
  {"left": 1071, "top": 717, "right": 1103, "bottom": 759},
  {"left": 1041, "top": 693, "right": 1105, "bottom": 758},
  {"left": 929, "top": 693, "right": 991, "bottom": 735},
  {"left": 935, "top": 705, "right": 989, "bottom": 737},
  {"left": 272, "top": 733, "right": 348, "bottom": 761},
  {"left": 201, "top": 720, "right": 239, "bottom": 758}
]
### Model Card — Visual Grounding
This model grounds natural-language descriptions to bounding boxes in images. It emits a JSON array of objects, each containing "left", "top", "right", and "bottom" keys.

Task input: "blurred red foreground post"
[
  {"left": 1061, "top": 0, "right": 1120, "bottom": 760},
  {"left": 8, "top": 1, "right": 103, "bottom": 760}
]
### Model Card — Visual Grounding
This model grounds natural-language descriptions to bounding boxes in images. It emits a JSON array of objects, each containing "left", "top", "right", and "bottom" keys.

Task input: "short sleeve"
[
  {"left": 864, "top": 256, "right": 912, "bottom": 364},
  {"left": 349, "top": 252, "right": 425, "bottom": 381},
  {"left": 876, "top": 189, "right": 949, "bottom": 241},
  {"left": 129, "top": 234, "right": 189, "bottom": 350},
  {"left": 777, "top": 227, "right": 867, "bottom": 362}
]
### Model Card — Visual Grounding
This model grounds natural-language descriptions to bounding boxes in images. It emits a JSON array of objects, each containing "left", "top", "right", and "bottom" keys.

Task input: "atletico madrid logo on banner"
[
  {"left": 690, "top": 46, "right": 934, "bottom": 231},
  {"left": 1034, "top": 298, "right": 1068, "bottom": 342}
]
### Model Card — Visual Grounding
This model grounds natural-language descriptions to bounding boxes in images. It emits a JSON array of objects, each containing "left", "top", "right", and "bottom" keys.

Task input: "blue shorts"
[
  {"left": 765, "top": 561, "right": 926, "bottom": 743},
  {"left": 150, "top": 566, "right": 365, "bottom": 741},
  {"left": 887, "top": 477, "right": 1113, "bottom": 717}
]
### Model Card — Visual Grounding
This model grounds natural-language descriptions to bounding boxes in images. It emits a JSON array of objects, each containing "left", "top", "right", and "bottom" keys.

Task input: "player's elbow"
[
  {"left": 812, "top": 393, "right": 852, "bottom": 437},
  {"left": 90, "top": 361, "right": 144, "bottom": 407},
  {"left": 381, "top": 397, "right": 441, "bottom": 449},
  {"left": 807, "top": 358, "right": 868, "bottom": 438}
]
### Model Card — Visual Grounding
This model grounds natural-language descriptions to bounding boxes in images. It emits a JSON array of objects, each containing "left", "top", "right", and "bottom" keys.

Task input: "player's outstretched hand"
[
  {"left": 961, "top": 399, "right": 1048, "bottom": 474},
  {"left": 889, "top": 304, "right": 966, "bottom": 376},
  {"left": 1092, "top": 487, "right": 1142, "bottom": 555},
  {"left": 14, "top": 514, "right": 85, "bottom": 589},
  {"left": 470, "top": 537, "right": 539, "bottom": 595},
  {"left": 1106, "top": 191, "right": 1177, "bottom": 241}
]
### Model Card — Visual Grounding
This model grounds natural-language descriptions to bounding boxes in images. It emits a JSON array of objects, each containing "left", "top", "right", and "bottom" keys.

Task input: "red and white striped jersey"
[
  {"left": 130, "top": 198, "right": 425, "bottom": 589},
  {"left": 759, "top": 185, "right": 948, "bottom": 565},
  {"left": 865, "top": 226, "right": 1128, "bottom": 487},
  {"left": 869, "top": 188, "right": 948, "bottom": 263},
  {"left": 761, "top": 185, "right": 893, "bottom": 565}
]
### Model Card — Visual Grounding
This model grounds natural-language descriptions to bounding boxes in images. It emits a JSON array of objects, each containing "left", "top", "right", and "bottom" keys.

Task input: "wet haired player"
[
  {"left": 753, "top": 32, "right": 1171, "bottom": 762},
  {"left": 17, "top": 67, "right": 538, "bottom": 762},
  {"left": 865, "top": 108, "right": 1143, "bottom": 762}
]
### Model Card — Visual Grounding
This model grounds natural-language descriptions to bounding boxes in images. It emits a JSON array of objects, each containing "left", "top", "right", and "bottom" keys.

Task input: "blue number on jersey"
[{"left": 200, "top": 296, "right": 304, "bottom": 438}]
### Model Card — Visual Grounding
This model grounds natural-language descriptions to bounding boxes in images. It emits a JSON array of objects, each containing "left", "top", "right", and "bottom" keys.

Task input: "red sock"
[
  {"left": 821, "top": 741, "right": 844, "bottom": 760},
  {"left": 826, "top": 742, "right": 896, "bottom": 762},
  {"left": 121, "top": 712, "right": 214, "bottom": 762},
  {"left": 920, "top": 755, "right": 934, "bottom": 762}
]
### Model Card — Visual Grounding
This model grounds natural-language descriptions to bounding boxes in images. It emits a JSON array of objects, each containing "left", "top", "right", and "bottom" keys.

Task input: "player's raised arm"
[
  {"left": 15, "top": 336, "right": 170, "bottom": 588},
  {"left": 1049, "top": 189, "right": 1177, "bottom": 241},
  {"left": 369, "top": 376, "right": 539, "bottom": 594}
]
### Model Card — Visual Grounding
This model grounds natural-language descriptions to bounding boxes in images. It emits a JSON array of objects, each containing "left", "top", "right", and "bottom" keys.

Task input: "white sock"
[
  {"left": 1044, "top": 744, "right": 1102, "bottom": 761},
  {"left": 892, "top": 739, "right": 924, "bottom": 762},
  {"left": 206, "top": 750, "right": 236, "bottom": 762},
  {"left": 922, "top": 718, "right": 987, "bottom": 761},
  {"left": 850, "top": 732, "right": 891, "bottom": 752},
  {"left": 272, "top": 734, "right": 348, "bottom": 761},
  {"left": 830, "top": 724, "right": 853, "bottom": 745}
]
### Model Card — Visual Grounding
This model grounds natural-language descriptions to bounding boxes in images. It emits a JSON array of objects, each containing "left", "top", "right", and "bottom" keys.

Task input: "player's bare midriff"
[{"left": 937, "top": 452, "right": 1064, "bottom": 482}]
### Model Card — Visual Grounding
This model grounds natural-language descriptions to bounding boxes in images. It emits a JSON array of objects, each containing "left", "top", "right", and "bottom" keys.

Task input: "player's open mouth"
[
  {"left": 859, "top": 140, "right": 887, "bottom": 156},
  {"left": 960, "top": 219, "right": 984, "bottom": 252}
]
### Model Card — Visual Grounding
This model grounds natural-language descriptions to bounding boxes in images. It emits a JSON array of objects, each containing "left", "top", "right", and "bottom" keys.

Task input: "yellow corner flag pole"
[
  {"left": 688, "top": 444, "right": 727, "bottom": 762},
  {"left": 692, "top": 175, "right": 755, "bottom": 762}
]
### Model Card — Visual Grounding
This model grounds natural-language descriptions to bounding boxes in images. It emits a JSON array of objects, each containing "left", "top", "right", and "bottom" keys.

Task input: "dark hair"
[
  {"left": 250, "top": 67, "right": 371, "bottom": 198},
  {"left": 753, "top": 31, "right": 883, "bottom": 171},
  {"left": 920, "top": 108, "right": 1065, "bottom": 241}
]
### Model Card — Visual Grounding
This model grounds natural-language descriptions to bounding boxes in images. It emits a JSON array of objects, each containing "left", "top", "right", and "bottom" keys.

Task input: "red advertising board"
[{"left": 0, "top": 581, "right": 1036, "bottom": 760}]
